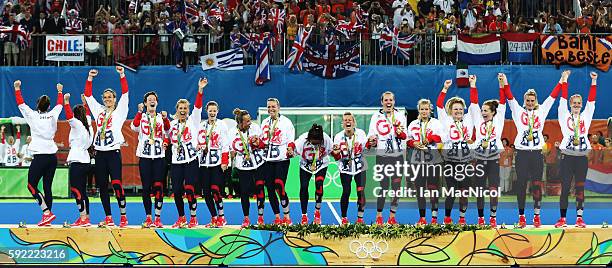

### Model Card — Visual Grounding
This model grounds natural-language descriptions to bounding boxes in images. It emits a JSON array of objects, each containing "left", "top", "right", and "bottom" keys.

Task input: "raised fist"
[
  {"left": 88, "top": 69, "right": 98, "bottom": 78},
  {"left": 590, "top": 72, "right": 598, "bottom": 80},
  {"left": 198, "top": 77, "right": 208, "bottom": 89},
  {"left": 13, "top": 80, "right": 21, "bottom": 89},
  {"left": 64, "top": 93, "right": 71, "bottom": 103},
  {"left": 443, "top": 79, "right": 452, "bottom": 89},
  {"left": 56, "top": 83, "right": 63, "bottom": 93},
  {"left": 138, "top": 103, "right": 144, "bottom": 112}
]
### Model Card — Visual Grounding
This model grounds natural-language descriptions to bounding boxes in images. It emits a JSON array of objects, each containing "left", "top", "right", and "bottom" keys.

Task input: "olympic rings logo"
[
  {"left": 323, "top": 161, "right": 342, "bottom": 188},
  {"left": 348, "top": 239, "right": 389, "bottom": 259}
]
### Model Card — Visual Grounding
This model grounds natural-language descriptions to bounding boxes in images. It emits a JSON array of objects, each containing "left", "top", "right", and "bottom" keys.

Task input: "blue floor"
[{"left": 1, "top": 200, "right": 610, "bottom": 226}]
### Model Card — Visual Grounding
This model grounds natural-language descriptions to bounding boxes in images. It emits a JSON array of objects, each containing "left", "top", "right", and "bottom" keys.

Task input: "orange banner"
[{"left": 540, "top": 34, "right": 612, "bottom": 71}]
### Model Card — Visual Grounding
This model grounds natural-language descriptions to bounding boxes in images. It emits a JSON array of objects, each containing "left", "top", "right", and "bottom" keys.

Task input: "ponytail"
[
  {"left": 233, "top": 108, "right": 250, "bottom": 129},
  {"left": 307, "top": 123, "right": 324, "bottom": 142}
]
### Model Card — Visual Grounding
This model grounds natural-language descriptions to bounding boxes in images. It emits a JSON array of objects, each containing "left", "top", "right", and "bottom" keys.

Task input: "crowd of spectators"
[{"left": 0, "top": 0, "right": 610, "bottom": 66}]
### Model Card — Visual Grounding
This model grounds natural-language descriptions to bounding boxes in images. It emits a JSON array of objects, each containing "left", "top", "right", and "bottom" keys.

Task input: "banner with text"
[
  {"left": 45, "top": 35, "right": 84, "bottom": 62},
  {"left": 540, "top": 34, "right": 612, "bottom": 71}
]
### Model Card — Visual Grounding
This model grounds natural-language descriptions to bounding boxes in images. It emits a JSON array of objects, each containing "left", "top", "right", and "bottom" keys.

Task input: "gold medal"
[
  {"left": 149, "top": 139, "right": 155, "bottom": 145},
  {"left": 245, "top": 155, "right": 251, "bottom": 161},
  {"left": 527, "top": 133, "right": 533, "bottom": 141},
  {"left": 482, "top": 140, "right": 489, "bottom": 149},
  {"left": 573, "top": 138, "right": 580, "bottom": 146}
]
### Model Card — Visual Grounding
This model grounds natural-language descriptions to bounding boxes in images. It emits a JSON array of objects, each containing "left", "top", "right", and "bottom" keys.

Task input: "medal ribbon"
[
  {"left": 386, "top": 112, "right": 395, "bottom": 133},
  {"left": 455, "top": 120, "right": 464, "bottom": 140},
  {"left": 205, "top": 121, "right": 216, "bottom": 149},
  {"left": 528, "top": 111, "right": 535, "bottom": 137},
  {"left": 100, "top": 110, "right": 113, "bottom": 139},
  {"left": 177, "top": 121, "right": 187, "bottom": 148},
  {"left": 485, "top": 121, "right": 493, "bottom": 141},
  {"left": 573, "top": 114, "right": 580, "bottom": 142},
  {"left": 420, "top": 119, "right": 429, "bottom": 143},
  {"left": 310, "top": 143, "right": 319, "bottom": 171},
  {"left": 267, "top": 117, "right": 279, "bottom": 143},
  {"left": 148, "top": 113, "right": 157, "bottom": 142},
  {"left": 238, "top": 129, "right": 250, "bottom": 160}
]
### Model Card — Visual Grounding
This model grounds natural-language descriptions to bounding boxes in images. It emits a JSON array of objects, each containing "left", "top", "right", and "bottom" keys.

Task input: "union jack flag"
[
  {"left": 285, "top": 26, "right": 312, "bottom": 72},
  {"left": 335, "top": 20, "right": 365, "bottom": 39},
  {"left": 209, "top": 6, "right": 225, "bottom": 21},
  {"left": 303, "top": 42, "right": 360, "bottom": 79},
  {"left": 231, "top": 32, "right": 250, "bottom": 50},
  {"left": 269, "top": 8, "right": 285, "bottom": 50},
  {"left": 255, "top": 34, "right": 271, "bottom": 85},
  {"left": 184, "top": 0, "right": 199, "bottom": 23},
  {"left": 0, "top": 25, "right": 30, "bottom": 49},
  {"left": 379, "top": 26, "right": 415, "bottom": 60},
  {"left": 354, "top": 7, "right": 368, "bottom": 26}
]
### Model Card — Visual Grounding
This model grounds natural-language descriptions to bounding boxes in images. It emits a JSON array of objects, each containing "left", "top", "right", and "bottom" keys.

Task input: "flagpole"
[{"left": 434, "top": 34, "right": 438, "bottom": 65}]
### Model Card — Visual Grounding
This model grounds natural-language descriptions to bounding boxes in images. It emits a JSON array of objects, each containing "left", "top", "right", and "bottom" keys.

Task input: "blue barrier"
[{"left": 1, "top": 65, "right": 610, "bottom": 119}]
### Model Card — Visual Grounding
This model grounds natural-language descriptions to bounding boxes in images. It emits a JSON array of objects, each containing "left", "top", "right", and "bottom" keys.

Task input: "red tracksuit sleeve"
[
  {"left": 436, "top": 91, "right": 446, "bottom": 108},
  {"left": 407, "top": 139, "right": 417, "bottom": 148},
  {"left": 396, "top": 130, "right": 407, "bottom": 140},
  {"left": 504, "top": 84, "right": 514, "bottom": 100},
  {"left": 163, "top": 117, "right": 171, "bottom": 131},
  {"left": 84, "top": 80, "right": 93, "bottom": 97},
  {"left": 132, "top": 112, "right": 142, "bottom": 127},
  {"left": 331, "top": 150, "right": 342, "bottom": 160},
  {"left": 588, "top": 84, "right": 597, "bottom": 102},
  {"left": 194, "top": 91, "right": 203, "bottom": 109},
  {"left": 561, "top": 82, "right": 568, "bottom": 99},
  {"left": 15, "top": 90, "right": 24, "bottom": 105},
  {"left": 56, "top": 92, "right": 63, "bottom": 106},
  {"left": 427, "top": 133, "right": 442, "bottom": 144},
  {"left": 550, "top": 83, "right": 561, "bottom": 98},
  {"left": 470, "top": 87, "right": 479, "bottom": 104},
  {"left": 222, "top": 152, "right": 229, "bottom": 165},
  {"left": 499, "top": 86, "right": 506, "bottom": 104},
  {"left": 16, "top": 130, "right": 21, "bottom": 139},
  {"left": 64, "top": 103, "right": 74, "bottom": 120},
  {"left": 120, "top": 76, "right": 129, "bottom": 94}
]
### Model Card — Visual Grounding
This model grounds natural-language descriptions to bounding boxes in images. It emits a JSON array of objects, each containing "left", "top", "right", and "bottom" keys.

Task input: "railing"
[{"left": 3, "top": 33, "right": 611, "bottom": 67}]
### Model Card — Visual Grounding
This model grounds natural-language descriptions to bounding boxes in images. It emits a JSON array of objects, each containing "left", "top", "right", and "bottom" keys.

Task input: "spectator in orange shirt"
[
  {"left": 300, "top": 2, "right": 315, "bottom": 24},
  {"left": 589, "top": 134, "right": 604, "bottom": 165},
  {"left": 542, "top": 134, "right": 557, "bottom": 164},
  {"left": 603, "top": 138, "right": 612, "bottom": 164},
  {"left": 576, "top": 15, "right": 593, "bottom": 33},
  {"left": 488, "top": 15, "right": 508, "bottom": 32},
  {"left": 499, "top": 138, "right": 514, "bottom": 193},
  {"left": 542, "top": 134, "right": 558, "bottom": 181}
]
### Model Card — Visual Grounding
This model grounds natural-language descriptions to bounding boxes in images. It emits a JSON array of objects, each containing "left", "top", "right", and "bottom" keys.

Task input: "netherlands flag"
[
  {"left": 599, "top": 38, "right": 612, "bottom": 50},
  {"left": 586, "top": 164, "right": 612, "bottom": 194},
  {"left": 541, "top": 35, "right": 557, "bottom": 50},
  {"left": 503, "top": 33, "right": 539, "bottom": 63},
  {"left": 457, "top": 34, "right": 501, "bottom": 65}
]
